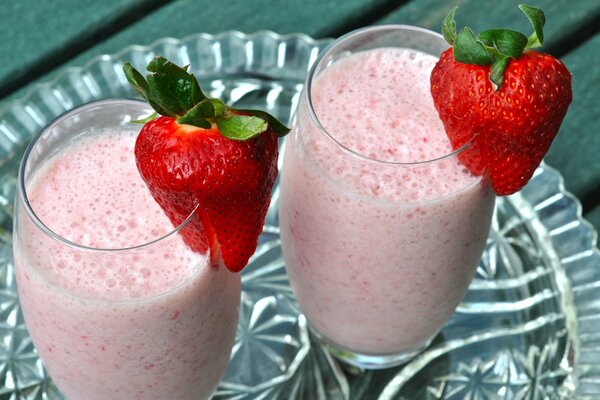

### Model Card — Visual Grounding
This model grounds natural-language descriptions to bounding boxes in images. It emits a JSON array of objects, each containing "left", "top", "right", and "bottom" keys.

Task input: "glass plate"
[{"left": 0, "top": 31, "right": 598, "bottom": 400}]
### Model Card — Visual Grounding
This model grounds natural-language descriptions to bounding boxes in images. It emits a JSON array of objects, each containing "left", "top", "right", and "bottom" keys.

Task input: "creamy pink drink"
[
  {"left": 279, "top": 26, "right": 495, "bottom": 368},
  {"left": 13, "top": 100, "right": 240, "bottom": 399}
]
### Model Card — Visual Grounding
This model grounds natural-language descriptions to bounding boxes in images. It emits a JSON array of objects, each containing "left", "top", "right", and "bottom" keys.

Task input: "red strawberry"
[
  {"left": 430, "top": 5, "right": 572, "bottom": 195},
  {"left": 123, "top": 57, "right": 289, "bottom": 272}
]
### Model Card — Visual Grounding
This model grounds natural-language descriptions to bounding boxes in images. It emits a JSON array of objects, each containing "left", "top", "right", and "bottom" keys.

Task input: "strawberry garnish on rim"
[
  {"left": 123, "top": 57, "right": 289, "bottom": 272},
  {"left": 430, "top": 4, "right": 572, "bottom": 195}
]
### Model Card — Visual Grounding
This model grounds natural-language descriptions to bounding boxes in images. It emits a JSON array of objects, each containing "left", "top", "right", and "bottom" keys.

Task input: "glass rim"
[
  {"left": 305, "top": 24, "right": 474, "bottom": 166},
  {"left": 17, "top": 98, "right": 198, "bottom": 254}
]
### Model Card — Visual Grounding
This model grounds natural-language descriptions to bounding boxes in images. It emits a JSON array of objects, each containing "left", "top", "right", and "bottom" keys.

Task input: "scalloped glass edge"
[
  {"left": 0, "top": 30, "right": 331, "bottom": 166},
  {"left": 2, "top": 30, "right": 328, "bottom": 109},
  {"left": 518, "top": 161, "right": 600, "bottom": 399},
  {"left": 0, "top": 31, "right": 597, "bottom": 399}
]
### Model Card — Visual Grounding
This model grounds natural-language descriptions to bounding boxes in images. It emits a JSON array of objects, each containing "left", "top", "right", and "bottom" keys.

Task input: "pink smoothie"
[
  {"left": 279, "top": 47, "right": 495, "bottom": 356},
  {"left": 14, "top": 126, "right": 240, "bottom": 399}
]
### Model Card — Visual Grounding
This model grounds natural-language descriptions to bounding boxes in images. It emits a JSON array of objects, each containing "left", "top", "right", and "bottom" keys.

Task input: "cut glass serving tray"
[{"left": 0, "top": 31, "right": 598, "bottom": 399}]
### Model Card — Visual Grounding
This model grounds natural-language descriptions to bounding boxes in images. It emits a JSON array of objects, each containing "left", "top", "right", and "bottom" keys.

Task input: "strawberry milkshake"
[
  {"left": 13, "top": 100, "right": 240, "bottom": 399},
  {"left": 279, "top": 26, "right": 496, "bottom": 368}
]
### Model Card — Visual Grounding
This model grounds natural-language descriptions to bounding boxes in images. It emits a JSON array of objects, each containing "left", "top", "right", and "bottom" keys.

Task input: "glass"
[
  {"left": 279, "top": 25, "right": 497, "bottom": 369},
  {"left": 13, "top": 99, "right": 241, "bottom": 400}
]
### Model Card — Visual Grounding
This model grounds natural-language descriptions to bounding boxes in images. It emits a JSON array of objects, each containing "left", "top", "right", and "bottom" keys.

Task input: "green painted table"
[{"left": 0, "top": 0, "right": 598, "bottom": 398}]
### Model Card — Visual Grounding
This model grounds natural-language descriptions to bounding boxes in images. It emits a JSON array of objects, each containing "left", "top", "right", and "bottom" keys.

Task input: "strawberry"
[
  {"left": 123, "top": 57, "right": 289, "bottom": 272},
  {"left": 430, "top": 5, "right": 572, "bottom": 195}
]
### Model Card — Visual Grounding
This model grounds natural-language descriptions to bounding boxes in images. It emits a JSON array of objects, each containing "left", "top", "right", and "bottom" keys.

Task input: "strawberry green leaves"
[
  {"left": 478, "top": 29, "right": 528, "bottom": 88},
  {"left": 124, "top": 57, "right": 205, "bottom": 117},
  {"left": 441, "top": 7, "right": 458, "bottom": 45},
  {"left": 443, "top": 4, "right": 546, "bottom": 89},
  {"left": 176, "top": 99, "right": 215, "bottom": 129},
  {"left": 216, "top": 116, "right": 268, "bottom": 140},
  {"left": 123, "top": 57, "right": 289, "bottom": 140},
  {"left": 453, "top": 28, "right": 493, "bottom": 65},
  {"left": 146, "top": 57, "right": 205, "bottom": 116},
  {"left": 452, "top": 27, "right": 528, "bottom": 87},
  {"left": 234, "top": 109, "right": 291, "bottom": 139},
  {"left": 520, "top": 4, "right": 545, "bottom": 48},
  {"left": 478, "top": 29, "right": 528, "bottom": 59}
]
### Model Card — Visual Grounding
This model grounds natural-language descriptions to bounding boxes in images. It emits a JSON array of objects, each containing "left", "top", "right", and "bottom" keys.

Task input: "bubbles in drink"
[
  {"left": 24, "top": 128, "right": 206, "bottom": 300},
  {"left": 307, "top": 47, "right": 479, "bottom": 203}
]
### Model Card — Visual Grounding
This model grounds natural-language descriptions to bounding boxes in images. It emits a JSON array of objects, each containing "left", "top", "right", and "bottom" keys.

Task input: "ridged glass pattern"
[{"left": 0, "top": 31, "right": 597, "bottom": 399}]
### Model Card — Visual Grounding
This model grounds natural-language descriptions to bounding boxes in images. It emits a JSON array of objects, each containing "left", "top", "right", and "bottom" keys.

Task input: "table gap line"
[
  {"left": 547, "top": 9, "right": 600, "bottom": 57},
  {"left": 581, "top": 185, "right": 600, "bottom": 216}
]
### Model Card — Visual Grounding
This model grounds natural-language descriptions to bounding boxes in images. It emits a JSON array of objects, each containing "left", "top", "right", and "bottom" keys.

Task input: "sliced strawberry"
[
  {"left": 430, "top": 5, "right": 572, "bottom": 195},
  {"left": 124, "top": 58, "right": 288, "bottom": 272}
]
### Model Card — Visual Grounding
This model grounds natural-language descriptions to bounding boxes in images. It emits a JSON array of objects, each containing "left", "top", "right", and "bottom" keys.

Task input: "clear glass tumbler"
[
  {"left": 279, "top": 26, "right": 496, "bottom": 369},
  {"left": 13, "top": 99, "right": 240, "bottom": 399}
]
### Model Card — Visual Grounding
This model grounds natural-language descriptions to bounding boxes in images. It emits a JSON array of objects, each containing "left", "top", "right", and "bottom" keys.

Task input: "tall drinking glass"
[
  {"left": 13, "top": 100, "right": 240, "bottom": 399},
  {"left": 279, "top": 26, "right": 496, "bottom": 369}
]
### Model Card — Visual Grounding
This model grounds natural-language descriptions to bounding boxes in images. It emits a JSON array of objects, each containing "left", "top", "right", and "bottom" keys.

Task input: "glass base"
[{"left": 309, "top": 326, "right": 432, "bottom": 370}]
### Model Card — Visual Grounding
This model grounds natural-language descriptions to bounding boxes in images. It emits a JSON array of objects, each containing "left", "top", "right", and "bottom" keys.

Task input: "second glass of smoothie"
[{"left": 279, "top": 25, "right": 496, "bottom": 369}]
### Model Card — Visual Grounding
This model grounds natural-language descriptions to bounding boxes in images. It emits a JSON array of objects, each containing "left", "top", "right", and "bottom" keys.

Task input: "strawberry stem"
[
  {"left": 123, "top": 57, "right": 290, "bottom": 139},
  {"left": 442, "top": 4, "right": 546, "bottom": 89}
]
